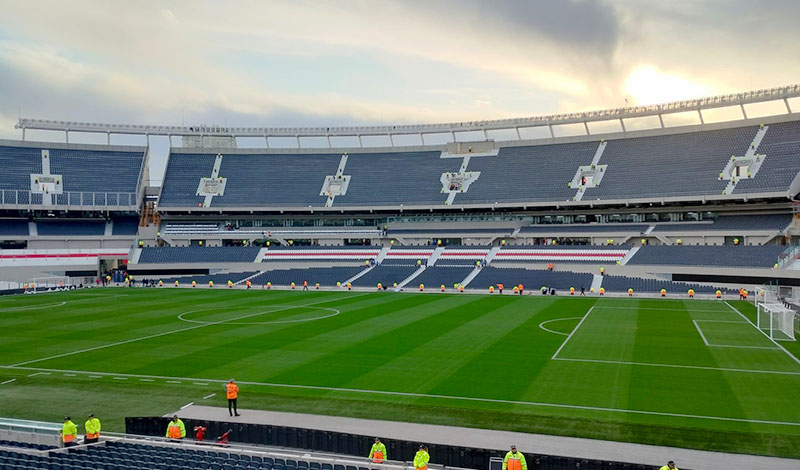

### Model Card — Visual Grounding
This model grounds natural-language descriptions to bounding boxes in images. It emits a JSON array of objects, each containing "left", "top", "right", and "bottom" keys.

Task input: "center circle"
[{"left": 177, "top": 305, "right": 340, "bottom": 325}]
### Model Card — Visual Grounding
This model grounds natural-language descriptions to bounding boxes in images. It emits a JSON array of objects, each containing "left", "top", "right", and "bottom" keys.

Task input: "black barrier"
[{"left": 126, "top": 417, "right": 682, "bottom": 470}]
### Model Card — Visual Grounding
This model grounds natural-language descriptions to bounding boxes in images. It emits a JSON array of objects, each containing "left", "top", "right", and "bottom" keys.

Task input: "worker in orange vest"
[
  {"left": 60, "top": 417, "right": 78, "bottom": 447},
  {"left": 716, "top": 290, "right": 722, "bottom": 299},
  {"left": 497, "top": 283, "right": 504, "bottom": 294},
  {"left": 224, "top": 379, "right": 240, "bottom": 417},
  {"left": 84, "top": 414, "right": 101, "bottom": 444},
  {"left": 166, "top": 415, "right": 186, "bottom": 440},
  {"left": 518, "top": 284, "right": 523, "bottom": 295},
  {"left": 303, "top": 280, "right": 309, "bottom": 291},
  {"left": 503, "top": 445, "right": 527, "bottom": 470}
]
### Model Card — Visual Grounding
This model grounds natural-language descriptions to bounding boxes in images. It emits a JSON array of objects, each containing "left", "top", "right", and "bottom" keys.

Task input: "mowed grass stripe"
[
  {"left": 260, "top": 294, "right": 481, "bottom": 385},
  {"left": 11, "top": 292, "right": 362, "bottom": 369},
  {"left": 344, "top": 296, "right": 558, "bottom": 397},
  {"left": 627, "top": 302, "right": 750, "bottom": 427},
  {"left": 427, "top": 299, "right": 594, "bottom": 401}
]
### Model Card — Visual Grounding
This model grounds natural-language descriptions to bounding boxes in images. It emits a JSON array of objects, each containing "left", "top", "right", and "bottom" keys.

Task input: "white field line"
[
  {"left": 538, "top": 317, "right": 582, "bottom": 336},
  {"left": 113, "top": 377, "right": 128, "bottom": 380},
  {"left": 693, "top": 319, "right": 748, "bottom": 323},
  {"left": 27, "top": 372, "right": 50, "bottom": 377},
  {"left": 551, "top": 307, "right": 594, "bottom": 359},
  {"left": 1, "top": 379, "right": 16, "bottom": 385},
  {"left": 89, "top": 375, "right": 103, "bottom": 378},
  {"left": 552, "top": 357, "right": 800, "bottom": 376},
  {"left": 725, "top": 301, "right": 800, "bottom": 367},
  {"left": 707, "top": 344, "right": 780, "bottom": 350},
  {"left": 193, "top": 382, "right": 208, "bottom": 386},
  {"left": 9, "top": 294, "right": 367, "bottom": 367},
  {"left": 166, "top": 381, "right": 182, "bottom": 384},
  {"left": 0, "top": 294, "right": 130, "bottom": 312},
  {"left": 593, "top": 306, "right": 731, "bottom": 313},
  {"left": 693, "top": 320, "right": 711, "bottom": 346},
  {"left": 203, "top": 393, "right": 216, "bottom": 400},
  {"left": 6, "top": 364, "right": 800, "bottom": 428},
  {"left": 180, "top": 402, "right": 194, "bottom": 410},
  {"left": 139, "top": 379, "right": 154, "bottom": 382}
]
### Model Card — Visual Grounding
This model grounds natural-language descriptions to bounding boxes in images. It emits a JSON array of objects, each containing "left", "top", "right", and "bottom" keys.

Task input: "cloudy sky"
[{"left": 1, "top": 0, "right": 798, "bottom": 181}]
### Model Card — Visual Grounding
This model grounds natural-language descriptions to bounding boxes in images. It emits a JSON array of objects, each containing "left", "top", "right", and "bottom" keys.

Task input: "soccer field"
[{"left": 1, "top": 288, "right": 800, "bottom": 458}]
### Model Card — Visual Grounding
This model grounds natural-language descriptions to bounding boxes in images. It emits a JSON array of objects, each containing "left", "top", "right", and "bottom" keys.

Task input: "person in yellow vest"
[
  {"left": 224, "top": 378, "right": 241, "bottom": 416},
  {"left": 378, "top": 283, "right": 383, "bottom": 291},
  {"left": 267, "top": 282, "right": 272, "bottom": 289},
  {"left": 419, "top": 283, "right": 424, "bottom": 291},
  {"left": 440, "top": 284, "right": 445, "bottom": 292},
  {"left": 347, "top": 282, "right": 352, "bottom": 290},
  {"left": 599, "top": 287, "right": 605, "bottom": 296},
  {"left": 158, "top": 280, "right": 163, "bottom": 287},
  {"left": 175, "top": 280, "right": 179, "bottom": 287},
  {"left": 209, "top": 280, "right": 214, "bottom": 288},
  {"left": 414, "top": 445, "right": 429, "bottom": 470},
  {"left": 192, "top": 280, "right": 196, "bottom": 288},
  {"left": 315, "top": 282, "right": 320, "bottom": 289},
  {"left": 228, "top": 280, "right": 234, "bottom": 288},
  {"left": 459, "top": 285, "right": 464, "bottom": 293},
  {"left": 502, "top": 445, "right": 527, "bottom": 470},
  {"left": 660, "top": 288, "right": 667, "bottom": 297},
  {"left": 688, "top": 289, "right": 695, "bottom": 298},
  {"left": 716, "top": 289, "right": 722, "bottom": 299},
  {"left": 291, "top": 282, "right": 296, "bottom": 289},
  {"left": 369, "top": 437, "right": 387, "bottom": 463},
  {"left": 659, "top": 461, "right": 678, "bottom": 470},
  {"left": 569, "top": 286, "right": 575, "bottom": 295},
  {"left": 166, "top": 415, "right": 186, "bottom": 440},
  {"left": 628, "top": 288, "right": 633, "bottom": 296},
  {"left": 84, "top": 413, "right": 101, "bottom": 444},
  {"left": 61, "top": 416, "right": 78, "bottom": 447},
  {"left": 489, "top": 285, "right": 494, "bottom": 293}
]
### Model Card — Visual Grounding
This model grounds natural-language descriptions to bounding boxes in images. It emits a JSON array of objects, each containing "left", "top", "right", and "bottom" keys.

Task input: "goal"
[
  {"left": 756, "top": 285, "right": 797, "bottom": 341},
  {"left": 26, "top": 276, "right": 71, "bottom": 293}
]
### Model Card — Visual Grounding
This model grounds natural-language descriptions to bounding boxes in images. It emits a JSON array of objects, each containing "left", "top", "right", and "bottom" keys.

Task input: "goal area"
[
  {"left": 755, "top": 285, "right": 798, "bottom": 341},
  {"left": 26, "top": 276, "right": 71, "bottom": 293}
]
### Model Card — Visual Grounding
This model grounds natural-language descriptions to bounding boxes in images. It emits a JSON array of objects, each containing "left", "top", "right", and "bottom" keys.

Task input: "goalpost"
[
  {"left": 756, "top": 284, "right": 797, "bottom": 341},
  {"left": 26, "top": 276, "right": 72, "bottom": 293}
]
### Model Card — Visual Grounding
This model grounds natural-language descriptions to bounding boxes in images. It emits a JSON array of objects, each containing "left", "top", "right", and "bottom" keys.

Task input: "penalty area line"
[{"left": 6, "top": 364, "right": 798, "bottom": 428}]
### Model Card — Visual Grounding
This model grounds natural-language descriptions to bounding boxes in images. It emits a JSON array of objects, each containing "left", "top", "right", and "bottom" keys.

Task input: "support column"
[
  {"left": 740, "top": 103, "right": 748, "bottom": 119},
  {"left": 265, "top": 135, "right": 269, "bottom": 148},
  {"left": 619, "top": 118, "right": 626, "bottom": 132},
  {"left": 658, "top": 114, "right": 665, "bottom": 128},
  {"left": 548, "top": 125, "right": 554, "bottom": 138},
  {"left": 515, "top": 127, "right": 521, "bottom": 140},
  {"left": 107, "top": 132, "right": 111, "bottom": 145},
  {"left": 785, "top": 98, "right": 793, "bottom": 114},
  {"left": 584, "top": 121, "right": 590, "bottom": 135},
  {"left": 65, "top": 130, "right": 69, "bottom": 143},
  {"left": 698, "top": 109, "right": 705, "bottom": 124}
]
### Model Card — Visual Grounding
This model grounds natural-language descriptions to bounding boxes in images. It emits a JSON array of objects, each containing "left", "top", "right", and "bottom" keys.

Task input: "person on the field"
[
  {"left": 414, "top": 445, "right": 429, "bottom": 470},
  {"left": 84, "top": 413, "right": 101, "bottom": 444},
  {"left": 369, "top": 437, "right": 387, "bottom": 463},
  {"left": 502, "top": 445, "right": 527, "bottom": 470},
  {"left": 303, "top": 280, "right": 309, "bottom": 291},
  {"left": 60, "top": 417, "right": 78, "bottom": 447},
  {"left": 166, "top": 415, "right": 186, "bottom": 440},
  {"left": 225, "top": 379, "right": 240, "bottom": 416},
  {"left": 659, "top": 461, "right": 678, "bottom": 470}
]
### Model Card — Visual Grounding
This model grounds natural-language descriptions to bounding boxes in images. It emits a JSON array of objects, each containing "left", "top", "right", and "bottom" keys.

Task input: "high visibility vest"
[
  {"left": 370, "top": 442, "right": 387, "bottom": 462},
  {"left": 716, "top": 290, "right": 722, "bottom": 298},
  {"left": 227, "top": 382, "right": 239, "bottom": 399},
  {"left": 166, "top": 419, "right": 185, "bottom": 439},
  {"left": 503, "top": 451, "right": 527, "bottom": 470},
  {"left": 414, "top": 450, "right": 429, "bottom": 470},
  {"left": 85, "top": 418, "right": 101, "bottom": 439},
  {"left": 62, "top": 420, "right": 77, "bottom": 443}
]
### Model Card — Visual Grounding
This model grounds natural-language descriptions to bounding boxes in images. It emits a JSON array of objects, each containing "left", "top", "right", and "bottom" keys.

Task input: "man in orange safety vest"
[
  {"left": 225, "top": 378, "right": 241, "bottom": 416},
  {"left": 503, "top": 445, "right": 527, "bottom": 470}
]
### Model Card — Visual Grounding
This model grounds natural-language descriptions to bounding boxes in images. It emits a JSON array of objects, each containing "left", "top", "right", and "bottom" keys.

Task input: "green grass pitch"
[{"left": 1, "top": 288, "right": 800, "bottom": 458}]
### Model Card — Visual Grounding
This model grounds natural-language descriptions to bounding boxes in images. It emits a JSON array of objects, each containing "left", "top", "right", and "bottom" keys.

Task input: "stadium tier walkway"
[{"left": 170, "top": 406, "right": 799, "bottom": 470}]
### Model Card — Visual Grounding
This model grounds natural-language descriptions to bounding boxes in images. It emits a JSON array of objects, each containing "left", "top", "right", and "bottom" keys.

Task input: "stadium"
[{"left": 2, "top": 4, "right": 800, "bottom": 470}]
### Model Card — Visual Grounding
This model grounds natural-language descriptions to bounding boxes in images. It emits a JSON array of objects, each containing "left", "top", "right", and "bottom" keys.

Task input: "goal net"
[
  {"left": 756, "top": 285, "right": 797, "bottom": 341},
  {"left": 26, "top": 276, "right": 71, "bottom": 293}
]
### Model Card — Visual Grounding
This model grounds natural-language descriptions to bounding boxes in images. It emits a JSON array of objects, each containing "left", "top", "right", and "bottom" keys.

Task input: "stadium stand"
[
  {"left": 735, "top": 121, "right": 800, "bottom": 194},
  {"left": 157, "top": 153, "right": 216, "bottom": 207},
  {"left": 411, "top": 266, "right": 474, "bottom": 287},
  {"left": 0, "top": 439, "right": 56, "bottom": 451},
  {"left": 470, "top": 267, "right": 593, "bottom": 290},
  {"left": 213, "top": 153, "right": 340, "bottom": 207},
  {"left": 0, "top": 220, "right": 30, "bottom": 236},
  {"left": 582, "top": 126, "right": 753, "bottom": 200},
  {"left": 351, "top": 265, "right": 418, "bottom": 286},
  {"left": 112, "top": 217, "right": 140, "bottom": 236},
  {"left": 493, "top": 245, "right": 630, "bottom": 263},
  {"left": 250, "top": 267, "right": 364, "bottom": 286},
  {"left": 138, "top": 246, "right": 260, "bottom": 263},
  {"left": 457, "top": 141, "right": 598, "bottom": 203},
  {"left": 36, "top": 220, "right": 106, "bottom": 236},
  {"left": 627, "top": 245, "right": 787, "bottom": 267},
  {"left": 519, "top": 224, "right": 650, "bottom": 234},
  {"left": 337, "top": 151, "right": 457, "bottom": 206},
  {"left": 650, "top": 214, "right": 792, "bottom": 232},
  {"left": 599, "top": 275, "right": 731, "bottom": 294}
]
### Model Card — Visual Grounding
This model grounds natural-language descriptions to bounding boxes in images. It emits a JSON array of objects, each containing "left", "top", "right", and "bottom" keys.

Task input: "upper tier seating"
[
  {"left": 470, "top": 267, "right": 593, "bottom": 290},
  {"left": 0, "top": 143, "right": 144, "bottom": 207},
  {"left": 627, "top": 245, "right": 786, "bottom": 267},
  {"left": 155, "top": 121, "right": 800, "bottom": 209},
  {"left": 493, "top": 245, "right": 630, "bottom": 263},
  {"left": 337, "top": 151, "right": 457, "bottom": 206},
  {"left": 0, "top": 220, "right": 29, "bottom": 236},
  {"left": 582, "top": 126, "right": 753, "bottom": 200},
  {"left": 138, "top": 246, "right": 260, "bottom": 263},
  {"left": 457, "top": 141, "right": 598, "bottom": 204},
  {"left": 261, "top": 246, "right": 381, "bottom": 261},
  {"left": 651, "top": 214, "right": 793, "bottom": 232},
  {"left": 37, "top": 220, "right": 106, "bottom": 236},
  {"left": 735, "top": 121, "right": 800, "bottom": 194}
]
